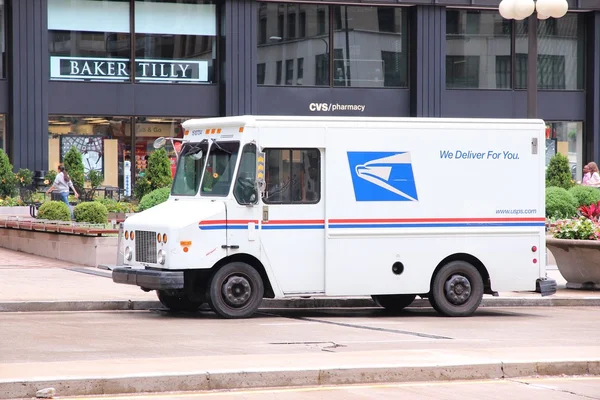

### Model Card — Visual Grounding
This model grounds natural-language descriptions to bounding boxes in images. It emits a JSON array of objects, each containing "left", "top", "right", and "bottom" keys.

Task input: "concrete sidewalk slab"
[
  {"left": 1, "top": 347, "right": 599, "bottom": 399},
  {"left": 0, "top": 246, "right": 598, "bottom": 313}
]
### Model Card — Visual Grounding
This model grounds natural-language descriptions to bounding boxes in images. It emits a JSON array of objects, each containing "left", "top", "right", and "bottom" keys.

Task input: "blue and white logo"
[{"left": 347, "top": 152, "right": 418, "bottom": 202}]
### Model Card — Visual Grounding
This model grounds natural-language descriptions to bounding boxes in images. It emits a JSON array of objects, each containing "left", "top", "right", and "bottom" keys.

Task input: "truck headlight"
[
  {"left": 157, "top": 249, "right": 166, "bottom": 265},
  {"left": 125, "top": 246, "right": 133, "bottom": 261}
]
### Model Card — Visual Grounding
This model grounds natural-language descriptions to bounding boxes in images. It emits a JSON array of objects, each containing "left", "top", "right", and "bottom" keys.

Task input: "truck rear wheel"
[
  {"left": 208, "top": 262, "right": 264, "bottom": 319},
  {"left": 430, "top": 260, "right": 483, "bottom": 317},
  {"left": 372, "top": 294, "right": 416, "bottom": 312},
  {"left": 157, "top": 291, "right": 203, "bottom": 312}
]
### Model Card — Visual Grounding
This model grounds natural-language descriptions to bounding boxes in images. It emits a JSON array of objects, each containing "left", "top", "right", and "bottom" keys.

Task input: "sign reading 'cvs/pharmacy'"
[{"left": 50, "top": 56, "right": 209, "bottom": 82}]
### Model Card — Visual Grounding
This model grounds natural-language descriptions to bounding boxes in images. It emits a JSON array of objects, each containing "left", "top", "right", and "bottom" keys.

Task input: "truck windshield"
[
  {"left": 200, "top": 141, "right": 240, "bottom": 196},
  {"left": 171, "top": 141, "right": 209, "bottom": 196}
]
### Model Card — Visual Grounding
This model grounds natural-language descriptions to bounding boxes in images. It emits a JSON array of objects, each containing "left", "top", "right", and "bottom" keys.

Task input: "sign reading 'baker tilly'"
[{"left": 50, "top": 56, "right": 209, "bottom": 82}]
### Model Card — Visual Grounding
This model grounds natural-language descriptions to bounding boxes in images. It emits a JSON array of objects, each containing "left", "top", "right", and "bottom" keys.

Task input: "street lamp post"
[{"left": 498, "top": 0, "right": 568, "bottom": 118}]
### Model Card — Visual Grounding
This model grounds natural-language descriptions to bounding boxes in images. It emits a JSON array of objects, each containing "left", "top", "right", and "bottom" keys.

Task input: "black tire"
[
  {"left": 157, "top": 291, "right": 203, "bottom": 312},
  {"left": 372, "top": 294, "right": 416, "bottom": 312},
  {"left": 207, "top": 262, "right": 264, "bottom": 319},
  {"left": 430, "top": 260, "right": 484, "bottom": 317}
]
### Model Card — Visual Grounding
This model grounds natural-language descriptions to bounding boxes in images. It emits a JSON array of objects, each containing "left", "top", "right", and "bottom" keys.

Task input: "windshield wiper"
[
  {"left": 211, "top": 139, "right": 231, "bottom": 155},
  {"left": 181, "top": 140, "right": 207, "bottom": 157}
]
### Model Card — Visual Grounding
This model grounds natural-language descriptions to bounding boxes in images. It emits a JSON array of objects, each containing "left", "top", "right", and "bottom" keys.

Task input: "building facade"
[{"left": 1, "top": 0, "right": 599, "bottom": 194}]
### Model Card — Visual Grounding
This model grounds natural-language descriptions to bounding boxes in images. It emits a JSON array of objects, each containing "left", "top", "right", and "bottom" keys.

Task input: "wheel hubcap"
[
  {"left": 222, "top": 275, "right": 252, "bottom": 307},
  {"left": 444, "top": 275, "right": 472, "bottom": 305}
]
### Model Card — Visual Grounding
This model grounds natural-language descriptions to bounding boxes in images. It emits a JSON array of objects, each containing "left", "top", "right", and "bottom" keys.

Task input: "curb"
[
  {"left": 1, "top": 360, "right": 599, "bottom": 399},
  {"left": 2, "top": 296, "right": 600, "bottom": 313}
]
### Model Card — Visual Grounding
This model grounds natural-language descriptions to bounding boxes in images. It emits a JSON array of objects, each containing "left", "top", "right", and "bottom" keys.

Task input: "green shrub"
[
  {"left": 63, "top": 147, "right": 85, "bottom": 194},
  {"left": 15, "top": 168, "right": 33, "bottom": 188},
  {"left": 37, "top": 201, "right": 71, "bottom": 221},
  {"left": 138, "top": 186, "right": 171, "bottom": 212},
  {"left": 87, "top": 169, "right": 103, "bottom": 188},
  {"left": 134, "top": 176, "right": 152, "bottom": 201},
  {"left": 45, "top": 170, "right": 57, "bottom": 186},
  {"left": 147, "top": 148, "right": 173, "bottom": 190},
  {"left": 568, "top": 185, "right": 600, "bottom": 207},
  {"left": 73, "top": 201, "right": 108, "bottom": 224},
  {"left": 546, "top": 153, "right": 574, "bottom": 189},
  {"left": 546, "top": 186, "right": 578, "bottom": 219},
  {"left": 97, "top": 198, "right": 136, "bottom": 213},
  {"left": 0, "top": 149, "right": 16, "bottom": 198}
]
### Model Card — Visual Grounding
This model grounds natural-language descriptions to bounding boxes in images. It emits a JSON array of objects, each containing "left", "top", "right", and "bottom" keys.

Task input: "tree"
[
  {"left": 146, "top": 148, "right": 172, "bottom": 191},
  {"left": 546, "top": 153, "right": 574, "bottom": 190},
  {"left": 63, "top": 147, "right": 85, "bottom": 195},
  {"left": 0, "top": 149, "right": 16, "bottom": 198}
]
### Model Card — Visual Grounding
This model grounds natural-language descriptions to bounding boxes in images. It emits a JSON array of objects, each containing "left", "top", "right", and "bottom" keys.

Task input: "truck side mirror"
[
  {"left": 153, "top": 137, "right": 167, "bottom": 149},
  {"left": 256, "top": 152, "right": 266, "bottom": 196}
]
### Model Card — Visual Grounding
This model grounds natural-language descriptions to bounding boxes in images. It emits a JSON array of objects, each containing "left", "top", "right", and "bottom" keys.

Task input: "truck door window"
[
  {"left": 201, "top": 141, "right": 240, "bottom": 196},
  {"left": 171, "top": 141, "right": 208, "bottom": 196},
  {"left": 234, "top": 143, "right": 258, "bottom": 205},
  {"left": 263, "top": 148, "right": 320, "bottom": 204}
]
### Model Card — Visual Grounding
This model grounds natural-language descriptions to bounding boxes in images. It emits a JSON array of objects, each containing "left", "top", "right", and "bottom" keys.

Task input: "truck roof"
[{"left": 182, "top": 115, "right": 546, "bottom": 130}]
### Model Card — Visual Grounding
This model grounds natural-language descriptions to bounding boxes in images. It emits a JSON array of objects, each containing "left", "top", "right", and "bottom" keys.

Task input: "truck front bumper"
[
  {"left": 536, "top": 278, "right": 557, "bottom": 297},
  {"left": 111, "top": 266, "right": 184, "bottom": 290}
]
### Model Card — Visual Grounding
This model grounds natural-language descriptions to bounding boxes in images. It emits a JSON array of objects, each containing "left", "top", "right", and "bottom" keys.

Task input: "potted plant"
[{"left": 547, "top": 197, "right": 600, "bottom": 290}]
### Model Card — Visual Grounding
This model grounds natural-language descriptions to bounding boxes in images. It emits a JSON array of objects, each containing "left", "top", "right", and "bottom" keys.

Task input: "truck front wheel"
[
  {"left": 429, "top": 261, "right": 484, "bottom": 317},
  {"left": 208, "top": 262, "right": 264, "bottom": 319},
  {"left": 157, "top": 290, "right": 203, "bottom": 312},
  {"left": 372, "top": 294, "right": 416, "bottom": 312}
]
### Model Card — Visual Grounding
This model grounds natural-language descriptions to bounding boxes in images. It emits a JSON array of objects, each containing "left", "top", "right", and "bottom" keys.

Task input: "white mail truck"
[{"left": 109, "top": 116, "right": 556, "bottom": 318}]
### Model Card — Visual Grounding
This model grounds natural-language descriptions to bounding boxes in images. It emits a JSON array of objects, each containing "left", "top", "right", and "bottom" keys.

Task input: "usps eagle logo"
[{"left": 347, "top": 152, "right": 419, "bottom": 202}]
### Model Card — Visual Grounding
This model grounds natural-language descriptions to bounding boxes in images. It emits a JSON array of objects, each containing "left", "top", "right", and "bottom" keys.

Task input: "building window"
[
  {"left": 48, "top": 0, "right": 131, "bottom": 82},
  {"left": 297, "top": 58, "right": 304, "bottom": 85},
  {"left": 48, "top": 0, "right": 217, "bottom": 84},
  {"left": 257, "top": 63, "right": 266, "bottom": 85},
  {"left": 276, "top": 60, "right": 282, "bottom": 85},
  {"left": 258, "top": 3, "right": 329, "bottom": 86},
  {"left": 263, "top": 149, "right": 320, "bottom": 204},
  {"left": 287, "top": 6, "right": 296, "bottom": 39},
  {"left": 285, "top": 59, "right": 294, "bottom": 85},
  {"left": 516, "top": 13, "right": 584, "bottom": 90},
  {"left": 257, "top": 3, "right": 407, "bottom": 88},
  {"left": 446, "top": 10, "right": 510, "bottom": 89},
  {"left": 299, "top": 12, "right": 306, "bottom": 38},
  {"left": 447, "top": 56, "right": 480, "bottom": 89},
  {"left": 545, "top": 121, "right": 583, "bottom": 181},
  {"left": 48, "top": 116, "right": 133, "bottom": 194},
  {"left": 134, "top": 117, "right": 190, "bottom": 181},
  {"left": 134, "top": 0, "right": 216, "bottom": 84}
]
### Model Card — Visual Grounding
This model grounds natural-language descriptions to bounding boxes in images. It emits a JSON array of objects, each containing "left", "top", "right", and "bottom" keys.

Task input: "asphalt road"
[
  {"left": 17, "top": 377, "right": 600, "bottom": 400},
  {"left": 1, "top": 306, "right": 599, "bottom": 364}
]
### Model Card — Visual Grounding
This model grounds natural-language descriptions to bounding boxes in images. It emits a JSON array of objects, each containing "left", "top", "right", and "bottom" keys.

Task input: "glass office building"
[{"left": 1, "top": 0, "right": 600, "bottom": 192}]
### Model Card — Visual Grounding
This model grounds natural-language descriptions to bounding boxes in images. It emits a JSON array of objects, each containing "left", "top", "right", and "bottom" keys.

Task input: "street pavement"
[
  {"left": 30, "top": 377, "right": 600, "bottom": 400},
  {"left": 1, "top": 247, "right": 600, "bottom": 399}
]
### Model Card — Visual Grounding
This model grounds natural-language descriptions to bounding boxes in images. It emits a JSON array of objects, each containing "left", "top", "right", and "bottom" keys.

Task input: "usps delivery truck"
[{"left": 109, "top": 116, "right": 556, "bottom": 318}]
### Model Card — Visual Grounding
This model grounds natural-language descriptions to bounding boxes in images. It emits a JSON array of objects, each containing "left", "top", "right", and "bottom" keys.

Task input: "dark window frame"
[
  {"left": 262, "top": 148, "right": 321, "bottom": 205},
  {"left": 446, "top": 9, "right": 585, "bottom": 91},
  {"left": 257, "top": 3, "right": 408, "bottom": 89},
  {"left": 48, "top": 0, "right": 220, "bottom": 85}
]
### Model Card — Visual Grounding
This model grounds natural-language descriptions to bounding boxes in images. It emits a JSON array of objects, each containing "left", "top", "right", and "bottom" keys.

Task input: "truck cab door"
[
  {"left": 258, "top": 148, "right": 325, "bottom": 295},
  {"left": 227, "top": 143, "right": 261, "bottom": 255}
]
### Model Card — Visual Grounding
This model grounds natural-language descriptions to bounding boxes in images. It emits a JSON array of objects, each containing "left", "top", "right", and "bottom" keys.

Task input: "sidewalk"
[{"left": 0, "top": 247, "right": 598, "bottom": 312}]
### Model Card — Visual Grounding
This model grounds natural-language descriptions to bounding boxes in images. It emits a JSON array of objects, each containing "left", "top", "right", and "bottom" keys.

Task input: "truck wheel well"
[
  {"left": 430, "top": 253, "right": 493, "bottom": 295},
  {"left": 212, "top": 254, "right": 275, "bottom": 298}
]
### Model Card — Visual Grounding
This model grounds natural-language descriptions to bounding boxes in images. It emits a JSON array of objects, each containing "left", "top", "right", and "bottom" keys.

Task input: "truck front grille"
[{"left": 135, "top": 230, "right": 157, "bottom": 264}]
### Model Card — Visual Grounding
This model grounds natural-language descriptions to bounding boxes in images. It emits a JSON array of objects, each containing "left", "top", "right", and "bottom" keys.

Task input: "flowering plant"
[
  {"left": 550, "top": 217, "right": 600, "bottom": 240},
  {"left": 549, "top": 200, "right": 600, "bottom": 240},
  {"left": 15, "top": 168, "right": 33, "bottom": 188}
]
